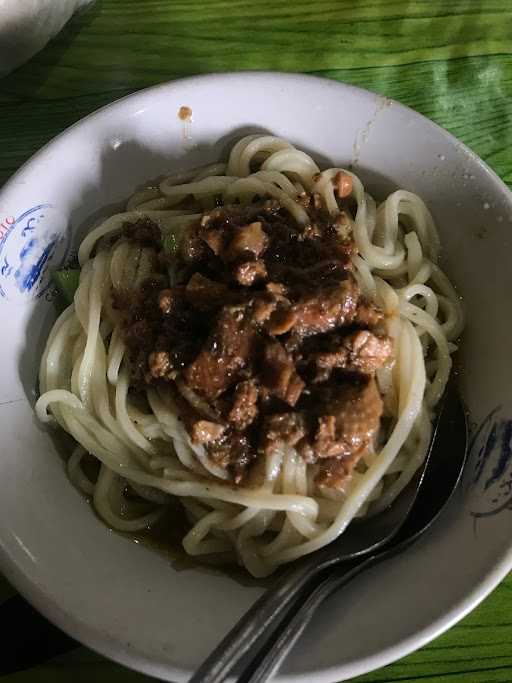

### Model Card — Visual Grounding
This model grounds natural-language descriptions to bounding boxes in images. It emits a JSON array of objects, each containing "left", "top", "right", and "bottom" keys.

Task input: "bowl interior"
[{"left": 0, "top": 73, "right": 511, "bottom": 683}]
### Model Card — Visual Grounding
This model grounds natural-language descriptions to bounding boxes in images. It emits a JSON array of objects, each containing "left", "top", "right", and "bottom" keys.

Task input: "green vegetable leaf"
[
  {"left": 162, "top": 231, "right": 179, "bottom": 255},
  {"left": 52, "top": 269, "right": 81, "bottom": 305}
]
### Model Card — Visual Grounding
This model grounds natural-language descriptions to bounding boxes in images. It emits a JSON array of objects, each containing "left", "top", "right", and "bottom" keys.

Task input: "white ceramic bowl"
[{"left": 1, "top": 73, "right": 511, "bottom": 683}]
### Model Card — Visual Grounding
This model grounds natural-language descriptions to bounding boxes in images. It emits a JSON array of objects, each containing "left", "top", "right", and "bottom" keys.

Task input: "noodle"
[{"left": 36, "top": 135, "right": 463, "bottom": 577}]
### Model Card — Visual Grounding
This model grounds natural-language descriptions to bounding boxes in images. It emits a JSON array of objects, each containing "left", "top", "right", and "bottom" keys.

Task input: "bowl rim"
[{"left": 1, "top": 70, "right": 512, "bottom": 683}]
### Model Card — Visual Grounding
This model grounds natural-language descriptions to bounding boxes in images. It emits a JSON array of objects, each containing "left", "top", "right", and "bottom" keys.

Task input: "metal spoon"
[
  {"left": 238, "top": 388, "right": 468, "bottom": 682},
  {"left": 191, "top": 386, "right": 467, "bottom": 683}
]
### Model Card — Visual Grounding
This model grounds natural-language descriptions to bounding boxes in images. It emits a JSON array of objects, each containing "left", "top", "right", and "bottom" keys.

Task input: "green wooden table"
[{"left": 1, "top": 1, "right": 511, "bottom": 681}]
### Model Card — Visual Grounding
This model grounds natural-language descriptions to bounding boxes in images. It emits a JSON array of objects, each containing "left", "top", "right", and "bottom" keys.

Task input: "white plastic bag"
[{"left": 0, "top": 0, "right": 94, "bottom": 77}]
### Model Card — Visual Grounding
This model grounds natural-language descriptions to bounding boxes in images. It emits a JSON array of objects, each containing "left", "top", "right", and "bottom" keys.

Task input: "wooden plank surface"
[{"left": 1, "top": 1, "right": 511, "bottom": 681}]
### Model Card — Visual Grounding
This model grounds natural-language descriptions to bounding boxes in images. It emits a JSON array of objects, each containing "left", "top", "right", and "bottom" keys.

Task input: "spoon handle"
[
  {"left": 189, "top": 559, "right": 322, "bottom": 683},
  {"left": 240, "top": 553, "right": 385, "bottom": 683}
]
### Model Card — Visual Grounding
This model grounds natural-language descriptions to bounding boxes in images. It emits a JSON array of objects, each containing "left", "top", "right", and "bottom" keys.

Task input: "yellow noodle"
[{"left": 36, "top": 134, "right": 460, "bottom": 577}]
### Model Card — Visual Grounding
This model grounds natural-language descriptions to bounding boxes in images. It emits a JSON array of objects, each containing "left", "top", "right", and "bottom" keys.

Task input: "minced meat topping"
[{"left": 116, "top": 194, "right": 393, "bottom": 487}]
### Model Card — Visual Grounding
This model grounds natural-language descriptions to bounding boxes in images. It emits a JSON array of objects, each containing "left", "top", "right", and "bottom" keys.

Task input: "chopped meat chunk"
[
  {"left": 315, "top": 415, "right": 338, "bottom": 456},
  {"left": 201, "top": 227, "right": 224, "bottom": 255},
  {"left": 183, "top": 349, "right": 229, "bottom": 400},
  {"left": 183, "top": 307, "right": 256, "bottom": 401},
  {"left": 233, "top": 259, "right": 268, "bottom": 286},
  {"left": 292, "top": 278, "right": 359, "bottom": 337},
  {"left": 341, "top": 330, "right": 393, "bottom": 373},
  {"left": 158, "top": 289, "right": 175, "bottom": 315},
  {"left": 315, "top": 451, "right": 362, "bottom": 490},
  {"left": 311, "top": 330, "right": 393, "bottom": 382},
  {"left": 263, "top": 412, "right": 307, "bottom": 450},
  {"left": 267, "top": 307, "right": 297, "bottom": 335},
  {"left": 208, "top": 432, "right": 255, "bottom": 484},
  {"left": 261, "top": 341, "right": 305, "bottom": 406},
  {"left": 354, "top": 299, "right": 384, "bottom": 327},
  {"left": 228, "top": 380, "right": 259, "bottom": 430},
  {"left": 298, "top": 223, "right": 322, "bottom": 240},
  {"left": 334, "top": 212, "right": 352, "bottom": 242},
  {"left": 148, "top": 350, "right": 173, "bottom": 379},
  {"left": 185, "top": 273, "right": 229, "bottom": 310},
  {"left": 180, "top": 222, "right": 208, "bottom": 263},
  {"left": 225, "top": 222, "right": 269, "bottom": 261},
  {"left": 332, "top": 171, "right": 353, "bottom": 198},
  {"left": 266, "top": 282, "right": 288, "bottom": 297},
  {"left": 253, "top": 294, "right": 277, "bottom": 323},
  {"left": 311, "top": 377, "right": 383, "bottom": 458},
  {"left": 190, "top": 420, "right": 226, "bottom": 444}
]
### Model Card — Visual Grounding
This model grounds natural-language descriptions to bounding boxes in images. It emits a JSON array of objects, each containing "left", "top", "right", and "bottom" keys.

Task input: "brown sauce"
[
  {"left": 178, "top": 105, "right": 192, "bottom": 121},
  {"left": 127, "top": 503, "right": 273, "bottom": 587}
]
